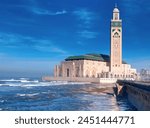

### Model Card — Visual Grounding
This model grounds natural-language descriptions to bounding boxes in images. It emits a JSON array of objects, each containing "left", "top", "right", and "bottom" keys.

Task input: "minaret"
[{"left": 110, "top": 5, "right": 122, "bottom": 73}]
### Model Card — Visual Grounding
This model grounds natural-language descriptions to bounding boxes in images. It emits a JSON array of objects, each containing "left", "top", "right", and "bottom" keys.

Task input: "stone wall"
[
  {"left": 54, "top": 59, "right": 137, "bottom": 79},
  {"left": 83, "top": 60, "right": 109, "bottom": 78},
  {"left": 116, "top": 81, "right": 150, "bottom": 111},
  {"left": 126, "top": 85, "right": 150, "bottom": 111}
]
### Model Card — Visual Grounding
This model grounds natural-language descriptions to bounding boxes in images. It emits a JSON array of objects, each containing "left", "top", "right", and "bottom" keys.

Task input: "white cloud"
[
  {"left": 0, "top": 32, "right": 67, "bottom": 54},
  {"left": 28, "top": 0, "right": 68, "bottom": 16},
  {"left": 34, "top": 45, "right": 67, "bottom": 54},
  {"left": 31, "top": 8, "right": 67, "bottom": 16},
  {"left": 0, "top": 33, "right": 31, "bottom": 48},
  {"left": 32, "top": 39, "right": 67, "bottom": 54},
  {"left": 73, "top": 9, "right": 96, "bottom": 28},
  {"left": 50, "top": 47, "right": 67, "bottom": 54},
  {"left": 78, "top": 30, "right": 98, "bottom": 39},
  {"left": 73, "top": 9, "right": 98, "bottom": 39}
]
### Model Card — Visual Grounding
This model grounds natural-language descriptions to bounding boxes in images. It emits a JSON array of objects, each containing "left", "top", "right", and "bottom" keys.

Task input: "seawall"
[{"left": 116, "top": 80, "right": 150, "bottom": 111}]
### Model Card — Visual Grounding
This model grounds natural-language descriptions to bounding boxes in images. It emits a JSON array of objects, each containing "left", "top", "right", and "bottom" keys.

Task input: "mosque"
[{"left": 53, "top": 6, "right": 137, "bottom": 81}]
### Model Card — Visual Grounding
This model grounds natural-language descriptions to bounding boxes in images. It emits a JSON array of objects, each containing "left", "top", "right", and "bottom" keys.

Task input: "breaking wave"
[
  {"left": 0, "top": 78, "right": 87, "bottom": 87},
  {"left": 0, "top": 79, "right": 39, "bottom": 83},
  {"left": 16, "top": 93, "right": 40, "bottom": 97},
  {"left": 0, "top": 100, "right": 5, "bottom": 103}
]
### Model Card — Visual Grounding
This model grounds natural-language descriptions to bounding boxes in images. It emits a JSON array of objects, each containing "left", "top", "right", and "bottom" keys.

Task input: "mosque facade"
[{"left": 54, "top": 6, "right": 137, "bottom": 80}]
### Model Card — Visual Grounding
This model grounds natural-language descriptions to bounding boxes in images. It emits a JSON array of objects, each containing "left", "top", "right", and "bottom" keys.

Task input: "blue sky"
[{"left": 0, "top": 0, "right": 150, "bottom": 77}]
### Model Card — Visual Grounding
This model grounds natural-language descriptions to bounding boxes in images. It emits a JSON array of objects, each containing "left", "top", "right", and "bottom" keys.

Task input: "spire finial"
[{"left": 115, "top": 3, "right": 117, "bottom": 8}]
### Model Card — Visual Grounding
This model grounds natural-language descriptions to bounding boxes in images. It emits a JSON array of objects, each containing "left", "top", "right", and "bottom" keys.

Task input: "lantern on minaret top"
[{"left": 113, "top": 5, "right": 120, "bottom": 20}]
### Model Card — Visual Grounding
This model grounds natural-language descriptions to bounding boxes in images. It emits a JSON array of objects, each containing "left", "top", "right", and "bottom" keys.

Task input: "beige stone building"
[{"left": 54, "top": 6, "right": 137, "bottom": 80}]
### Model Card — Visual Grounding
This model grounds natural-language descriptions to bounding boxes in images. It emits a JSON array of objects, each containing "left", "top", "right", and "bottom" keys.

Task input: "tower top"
[
  {"left": 113, "top": 7, "right": 119, "bottom": 13},
  {"left": 113, "top": 4, "right": 119, "bottom": 13},
  {"left": 112, "top": 4, "right": 120, "bottom": 20}
]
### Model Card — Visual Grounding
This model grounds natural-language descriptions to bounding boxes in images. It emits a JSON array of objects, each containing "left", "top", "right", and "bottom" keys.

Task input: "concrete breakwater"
[{"left": 116, "top": 80, "right": 150, "bottom": 111}]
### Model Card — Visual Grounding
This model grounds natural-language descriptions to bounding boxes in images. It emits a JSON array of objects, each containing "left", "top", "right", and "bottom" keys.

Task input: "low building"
[
  {"left": 140, "top": 69, "right": 150, "bottom": 81},
  {"left": 54, "top": 53, "right": 136, "bottom": 79}
]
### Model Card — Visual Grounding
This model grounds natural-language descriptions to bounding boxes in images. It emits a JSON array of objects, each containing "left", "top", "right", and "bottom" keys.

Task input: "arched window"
[
  {"left": 75, "top": 67, "right": 80, "bottom": 77},
  {"left": 114, "top": 32, "right": 119, "bottom": 36},
  {"left": 86, "top": 70, "right": 89, "bottom": 78},
  {"left": 92, "top": 70, "right": 96, "bottom": 77},
  {"left": 67, "top": 69, "right": 69, "bottom": 77},
  {"left": 86, "top": 75, "right": 89, "bottom": 78},
  {"left": 115, "top": 13, "right": 118, "bottom": 20},
  {"left": 110, "top": 74, "right": 113, "bottom": 78}
]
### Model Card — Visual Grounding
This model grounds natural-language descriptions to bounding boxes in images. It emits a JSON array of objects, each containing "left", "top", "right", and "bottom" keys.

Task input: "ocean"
[{"left": 0, "top": 77, "right": 136, "bottom": 111}]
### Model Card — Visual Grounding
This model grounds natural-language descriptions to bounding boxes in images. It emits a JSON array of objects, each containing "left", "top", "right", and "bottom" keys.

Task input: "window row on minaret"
[
  {"left": 113, "top": 36, "right": 120, "bottom": 38},
  {"left": 111, "top": 22, "right": 122, "bottom": 27},
  {"left": 112, "top": 28, "right": 121, "bottom": 32}
]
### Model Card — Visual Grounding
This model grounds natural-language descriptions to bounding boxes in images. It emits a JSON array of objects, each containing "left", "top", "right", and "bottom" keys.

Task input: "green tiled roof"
[{"left": 65, "top": 53, "right": 127, "bottom": 64}]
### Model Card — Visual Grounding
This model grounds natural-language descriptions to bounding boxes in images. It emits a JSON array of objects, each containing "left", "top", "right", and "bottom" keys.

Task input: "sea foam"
[{"left": 0, "top": 78, "right": 87, "bottom": 87}]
